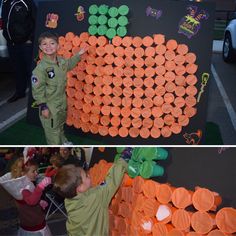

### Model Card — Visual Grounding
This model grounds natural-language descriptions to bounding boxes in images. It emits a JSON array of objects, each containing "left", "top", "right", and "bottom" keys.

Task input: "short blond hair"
[
  {"left": 11, "top": 157, "right": 38, "bottom": 178},
  {"left": 53, "top": 165, "right": 83, "bottom": 199}
]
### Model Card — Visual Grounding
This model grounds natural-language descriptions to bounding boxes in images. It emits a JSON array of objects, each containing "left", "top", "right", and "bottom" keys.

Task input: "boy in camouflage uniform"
[
  {"left": 53, "top": 158, "right": 128, "bottom": 236},
  {"left": 32, "top": 32, "right": 87, "bottom": 144}
]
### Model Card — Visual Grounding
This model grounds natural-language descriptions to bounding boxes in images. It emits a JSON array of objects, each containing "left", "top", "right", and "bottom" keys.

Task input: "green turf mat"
[
  {"left": 0, "top": 118, "right": 102, "bottom": 145},
  {"left": 0, "top": 119, "right": 223, "bottom": 145},
  {"left": 205, "top": 121, "right": 223, "bottom": 145}
]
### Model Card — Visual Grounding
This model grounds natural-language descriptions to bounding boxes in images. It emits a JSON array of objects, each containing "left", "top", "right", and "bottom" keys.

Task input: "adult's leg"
[
  {"left": 7, "top": 43, "right": 33, "bottom": 102},
  {"left": 21, "top": 42, "right": 34, "bottom": 90}
]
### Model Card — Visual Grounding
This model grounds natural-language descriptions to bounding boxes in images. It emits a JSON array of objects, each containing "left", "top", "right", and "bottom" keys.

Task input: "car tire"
[{"left": 223, "top": 32, "right": 235, "bottom": 63}]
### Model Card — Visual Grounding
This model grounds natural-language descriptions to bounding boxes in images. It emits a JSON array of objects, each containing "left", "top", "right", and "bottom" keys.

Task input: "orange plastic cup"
[
  {"left": 167, "top": 229, "right": 185, "bottom": 236},
  {"left": 175, "top": 75, "right": 185, "bottom": 86},
  {"left": 186, "top": 74, "right": 198, "bottom": 86},
  {"left": 142, "top": 118, "right": 153, "bottom": 129},
  {"left": 121, "top": 117, "right": 131, "bottom": 128},
  {"left": 150, "top": 127, "right": 161, "bottom": 138},
  {"left": 166, "top": 39, "right": 178, "bottom": 50},
  {"left": 132, "top": 176, "right": 145, "bottom": 194},
  {"left": 80, "top": 122, "right": 90, "bottom": 133},
  {"left": 143, "top": 97, "right": 154, "bottom": 108},
  {"left": 192, "top": 187, "right": 222, "bottom": 212},
  {"left": 153, "top": 34, "right": 165, "bottom": 45},
  {"left": 129, "top": 127, "right": 140, "bottom": 138},
  {"left": 132, "top": 118, "right": 142, "bottom": 129},
  {"left": 143, "top": 36, "right": 154, "bottom": 47},
  {"left": 142, "top": 180, "right": 159, "bottom": 199},
  {"left": 118, "top": 127, "right": 129, "bottom": 138},
  {"left": 186, "top": 232, "right": 202, "bottom": 236},
  {"left": 155, "top": 55, "right": 165, "bottom": 66},
  {"left": 142, "top": 198, "right": 159, "bottom": 217},
  {"left": 152, "top": 223, "right": 168, "bottom": 236},
  {"left": 191, "top": 211, "right": 215, "bottom": 234},
  {"left": 112, "top": 36, "right": 122, "bottom": 46},
  {"left": 215, "top": 207, "right": 236, "bottom": 234},
  {"left": 171, "top": 187, "right": 193, "bottom": 209},
  {"left": 122, "top": 173, "right": 133, "bottom": 187},
  {"left": 170, "top": 122, "right": 182, "bottom": 134},
  {"left": 161, "top": 126, "right": 172, "bottom": 138},
  {"left": 156, "top": 44, "right": 166, "bottom": 55},
  {"left": 171, "top": 208, "right": 191, "bottom": 231},
  {"left": 207, "top": 229, "right": 228, "bottom": 236},
  {"left": 165, "top": 50, "right": 176, "bottom": 61},
  {"left": 156, "top": 184, "right": 173, "bottom": 204},
  {"left": 114, "top": 46, "right": 125, "bottom": 57},
  {"left": 145, "top": 46, "right": 155, "bottom": 56},
  {"left": 132, "top": 36, "right": 143, "bottom": 48},
  {"left": 102, "top": 95, "right": 112, "bottom": 106},
  {"left": 110, "top": 116, "right": 121, "bottom": 127},
  {"left": 111, "top": 96, "right": 121, "bottom": 107},
  {"left": 98, "top": 125, "right": 109, "bottom": 136},
  {"left": 177, "top": 43, "right": 189, "bottom": 55}
]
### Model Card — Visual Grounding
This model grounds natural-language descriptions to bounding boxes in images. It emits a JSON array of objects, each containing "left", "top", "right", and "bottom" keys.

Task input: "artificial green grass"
[
  {"left": 0, "top": 118, "right": 102, "bottom": 145},
  {"left": 0, "top": 119, "right": 223, "bottom": 145},
  {"left": 205, "top": 121, "right": 223, "bottom": 145}
]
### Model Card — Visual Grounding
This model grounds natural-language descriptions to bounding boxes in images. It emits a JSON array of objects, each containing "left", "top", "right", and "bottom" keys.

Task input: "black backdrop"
[
  {"left": 27, "top": 0, "right": 215, "bottom": 144},
  {"left": 90, "top": 147, "right": 236, "bottom": 208}
]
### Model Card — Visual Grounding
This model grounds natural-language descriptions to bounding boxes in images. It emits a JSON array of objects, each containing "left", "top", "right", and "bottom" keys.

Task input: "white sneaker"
[{"left": 63, "top": 141, "right": 73, "bottom": 145}]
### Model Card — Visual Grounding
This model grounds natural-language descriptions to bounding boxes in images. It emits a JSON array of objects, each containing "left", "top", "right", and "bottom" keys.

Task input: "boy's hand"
[
  {"left": 120, "top": 148, "right": 133, "bottom": 162},
  {"left": 42, "top": 108, "right": 50, "bottom": 118},
  {"left": 78, "top": 46, "right": 88, "bottom": 55}
]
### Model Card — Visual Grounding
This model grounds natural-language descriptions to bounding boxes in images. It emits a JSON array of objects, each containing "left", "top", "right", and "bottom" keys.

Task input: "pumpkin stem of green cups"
[
  {"left": 118, "top": 5, "right": 129, "bottom": 16},
  {"left": 88, "top": 4, "right": 129, "bottom": 39}
]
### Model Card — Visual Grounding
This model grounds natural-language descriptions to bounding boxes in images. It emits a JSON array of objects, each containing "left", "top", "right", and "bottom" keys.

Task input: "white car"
[
  {"left": 223, "top": 14, "right": 236, "bottom": 63},
  {"left": 0, "top": 6, "right": 8, "bottom": 58}
]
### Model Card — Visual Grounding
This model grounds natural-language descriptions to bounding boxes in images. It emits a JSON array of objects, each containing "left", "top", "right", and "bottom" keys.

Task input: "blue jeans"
[{"left": 7, "top": 42, "right": 33, "bottom": 96}]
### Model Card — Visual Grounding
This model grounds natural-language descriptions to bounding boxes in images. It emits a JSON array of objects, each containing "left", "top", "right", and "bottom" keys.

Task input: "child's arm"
[
  {"left": 67, "top": 47, "right": 87, "bottom": 71},
  {"left": 22, "top": 177, "right": 51, "bottom": 205},
  {"left": 21, "top": 186, "right": 43, "bottom": 205},
  {"left": 99, "top": 158, "right": 128, "bottom": 205},
  {"left": 31, "top": 67, "right": 49, "bottom": 118},
  {"left": 45, "top": 166, "right": 57, "bottom": 177}
]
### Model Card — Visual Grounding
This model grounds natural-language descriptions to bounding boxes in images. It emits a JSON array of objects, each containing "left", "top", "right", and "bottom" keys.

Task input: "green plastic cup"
[
  {"left": 131, "top": 148, "right": 144, "bottom": 162},
  {"left": 106, "top": 28, "right": 116, "bottom": 39},
  {"left": 89, "top": 5, "right": 98, "bottom": 15},
  {"left": 116, "top": 147, "right": 126, "bottom": 153},
  {"left": 131, "top": 147, "right": 168, "bottom": 162},
  {"left": 117, "top": 26, "right": 127, "bottom": 37},
  {"left": 88, "top": 25, "right": 97, "bottom": 35},
  {"left": 140, "top": 161, "right": 164, "bottom": 179},
  {"left": 88, "top": 15, "right": 98, "bottom": 25},
  {"left": 118, "top": 16, "right": 128, "bottom": 26},
  {"left": 108, "top": 7, "right": 118, "bottom": 17},
  {"left": 108, "top": 18, "right": 118, "bottom": 28},
  {"left": 155, "top": 148, "right": 168, "bottom": 160},
  {"left": 128, "top": 160, "right": 140, "bottom": 178},
  {"left": 98, "top": 15, "right": 107, "bottom": 25},
  {"left": 118, "top": 5, "right": 129, "bottom": 16},
  {"left": 98, "top": 4, "right": 109, "bottom": 15},
  {"left": 98, "top": 25, "right": 108, "bottom": 35}
]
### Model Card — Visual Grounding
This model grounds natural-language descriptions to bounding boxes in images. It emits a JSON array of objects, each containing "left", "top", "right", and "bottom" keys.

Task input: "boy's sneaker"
[{"left": 63, "top": 141, "right": 73, "bottom": 145}]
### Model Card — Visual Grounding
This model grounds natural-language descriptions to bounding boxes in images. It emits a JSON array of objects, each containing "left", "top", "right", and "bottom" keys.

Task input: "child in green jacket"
[
  {"left": 31, "top": 31, "right": 87, "bottom": 145},
  {"left": 53, "top": 158, "right": 128, "bottom": 236}
]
